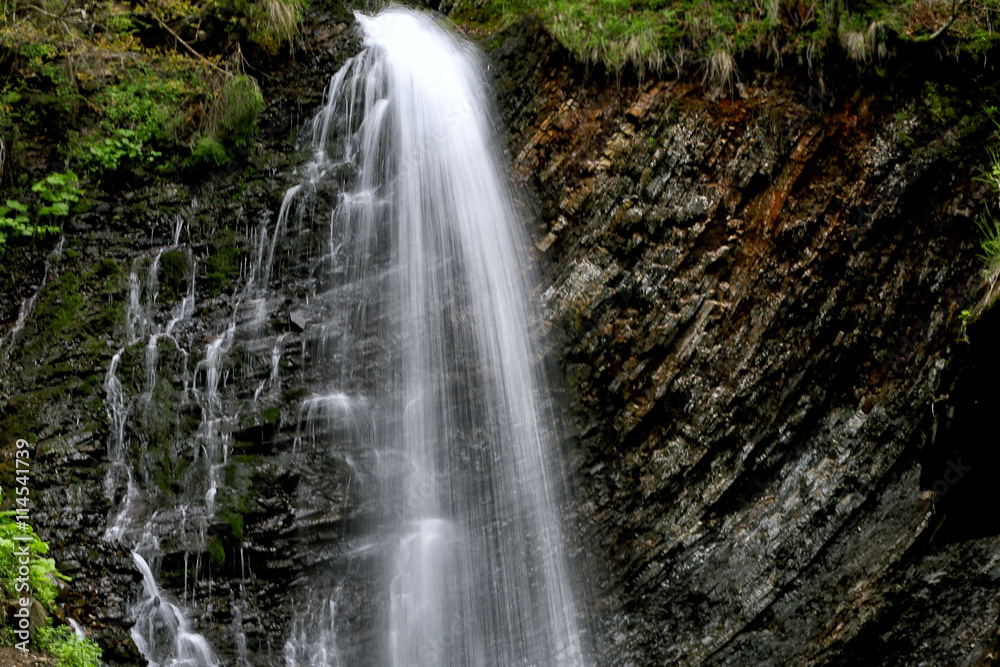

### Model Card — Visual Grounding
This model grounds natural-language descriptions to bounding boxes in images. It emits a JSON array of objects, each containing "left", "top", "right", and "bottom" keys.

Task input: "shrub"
[
  {"left": 187, "top": 75, "right": 264, "bottom": 168},
  {"left": 190, "top": 134, "right": 231, "bottom": 167},
  {"left": 0, "top": 0, "right": 294, "bottom": 183},
  {"left": 216, "top": 75, "right": 265, "bottom": 146},
  {"left": 36, "top": 625, "right": 102, "bottom": 667}
]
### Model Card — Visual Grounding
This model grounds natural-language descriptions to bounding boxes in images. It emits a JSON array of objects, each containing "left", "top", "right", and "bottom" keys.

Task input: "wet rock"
[{"left": 488, "top": 14, "right": 1000, "bottom": 667}]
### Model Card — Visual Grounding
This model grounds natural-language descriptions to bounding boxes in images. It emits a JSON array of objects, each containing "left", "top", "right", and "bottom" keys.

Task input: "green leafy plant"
[
  {"left": 36, "top": 625, "right": 102, "bottom": 667},
  {"left": 0, "top": 198, "right": 31, "bottom": 244},
  {"left": 32, "top": 171, "right": 84, "bottom": 218},
  {"left": 0, "top": 491, "right": 68, "bottom": 609},
  {"left": 83, "top": 129, "right": 163, "bottom": 172},
  {"left": 0, "top": 198, "right": 58, "bottom": 248},
  {"left": 0, "top": 171, "right": 81, "bottom": 251}
]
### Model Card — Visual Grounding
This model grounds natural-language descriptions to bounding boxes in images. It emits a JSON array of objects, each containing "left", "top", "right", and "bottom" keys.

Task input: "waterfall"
[
  {"left": 283, "top": 7, "right": 588, "bottom": 665},
  {"left": 92, "top": 7, "right": 588, "bottom": 665}
]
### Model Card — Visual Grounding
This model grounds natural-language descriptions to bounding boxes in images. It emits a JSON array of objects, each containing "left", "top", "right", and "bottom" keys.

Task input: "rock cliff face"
[
  {"left": 491, "top": 17, "right": 1000, "bottom": 667},
  {"left": 1, "top": 4, "right": 998, "bottom": 666}
]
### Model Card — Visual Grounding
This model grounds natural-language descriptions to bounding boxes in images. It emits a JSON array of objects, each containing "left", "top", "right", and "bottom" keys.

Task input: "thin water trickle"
[{"left": 0, "top": 237, "right": 64, "bottom": 366}]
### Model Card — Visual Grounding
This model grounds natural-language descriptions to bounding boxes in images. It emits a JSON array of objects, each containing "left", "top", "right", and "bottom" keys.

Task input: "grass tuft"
[
  {"left": 976, "top": 210, "right": 1000, "bottom": 274},
  {"left": 703, "top": 46, "right": 737, "bottom": 91},
  {"left": 244, "top": 0, "right": 306, "bottom": 55}
]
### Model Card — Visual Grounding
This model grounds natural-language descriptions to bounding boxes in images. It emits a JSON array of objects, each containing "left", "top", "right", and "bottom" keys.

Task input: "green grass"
[
  {"left": 36, "top": 625, "right": 102, "bottom": 667},
  {"left": 976, "top": 131, "right": 1000, "bottom": 274},
  {"left": 970, "top": 122, "right": 1000, "bottom": 315},
  {"left": 456, "top": 0, "right": 1000, "bottom": 82},
  {"left": 976, "top": 210, "right": 1000, "bottom": 273},
  {"left": 240, "top": 0, "right": 308, "bottom": 54}
]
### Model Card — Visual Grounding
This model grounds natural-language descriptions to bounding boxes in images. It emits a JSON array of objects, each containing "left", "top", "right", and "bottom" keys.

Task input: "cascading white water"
[
  {"left": 102, "top": 220, "right": 221, "bottom": 665},
  {"left": 283, "top": 7, "right": 588, "bottom": 665},
  {"left": 131, "top": 553, "right": 220, "bottom": 667}
]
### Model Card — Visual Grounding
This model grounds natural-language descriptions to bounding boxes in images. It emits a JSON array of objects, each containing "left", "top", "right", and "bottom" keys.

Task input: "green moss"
[
  {"left": 74, "top": 378, "right": 95, "bottom": 397},
  {"left": 190, "top": 135, "right": 231, "bottom": 168},
  {"left": 206, "top": 538, "right": 225, "bottom": 566},
  {"left": 219, "top": 511, "right": 244, "bottom": 540},
  {"left": 262, "top": 406, "right": 280, "bottom": 425},
  {"left": 180, "top": 409, "right": 202, "bottom": 435},
  {"left": 98, "top": 300, "right": 126, "bottom": 331},
  {"left": 203, "top": 227, "right": 242, "bottom": 297},
  {"left": 283, "top": 387, "right": 309, "bottom": 402},
  {"left": 922, "top": 82, "right": 959, "bottom": 124},
  {"left": 97, "top": 258, "right": 120, "bottom": 278},
  {"left": 158, "top": 251, "right": 188, "bottom": 303},
  {"left": 37, "top": 272, "right": 83, "bottom": 333},
  {"left": 0, "top": 407, "right": 37, "bottom": 477}
]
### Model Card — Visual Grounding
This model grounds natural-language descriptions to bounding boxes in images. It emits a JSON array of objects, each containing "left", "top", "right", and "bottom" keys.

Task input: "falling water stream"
[
  {"left": 279, "top": 8, "right": 588, "bottom": 665},
  {"left": 103, "top": 6, "right": 588, "bottom": 665}
]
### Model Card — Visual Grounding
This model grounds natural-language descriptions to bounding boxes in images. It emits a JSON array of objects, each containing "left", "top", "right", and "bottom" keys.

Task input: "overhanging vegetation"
[{"left": 455, "top": 0, "right": 1000, "bottom": 84}]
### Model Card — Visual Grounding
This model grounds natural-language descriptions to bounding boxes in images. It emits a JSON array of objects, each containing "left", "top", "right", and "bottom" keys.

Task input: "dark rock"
[{"left": 486, "top": 14, "right": 1000, "bottom": 667}]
